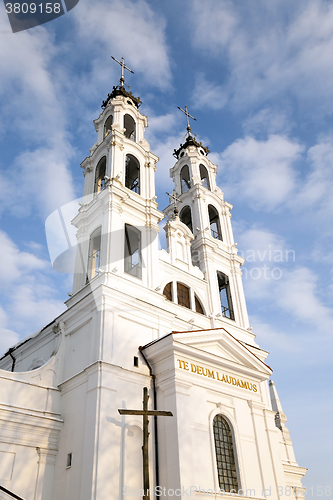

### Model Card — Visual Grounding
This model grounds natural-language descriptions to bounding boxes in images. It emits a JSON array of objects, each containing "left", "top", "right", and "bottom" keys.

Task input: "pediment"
[{"left": 172, "top": 328, "right": 272, "bottom": 376}]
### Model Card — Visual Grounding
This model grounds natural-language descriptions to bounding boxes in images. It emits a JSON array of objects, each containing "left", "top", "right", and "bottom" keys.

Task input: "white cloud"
[
  {"left": 249, "top": 315, "right": 300, "bottom": 353},
  {"left": 242, "top": 108, "right": 294, "bottom": 136},
  {"left": 0, "top": 231, "right": 47, "bottom": 287},
  {"left": 217, "top": 134, "right": 303, "bottom": 211},
  {"left": 293, "top": 136, "right": 333, "bottom": 216},
  {"left": 192, "top": 74, "right": 228, "bottom": 111},
  {"left": 274, "top": 267, "right": 333, "bottom": 331},
  {"left": 0, "top": 306, "right": 20, "bottom": 355},
  {"left": 0, "top": 231, "right": 66, "bottom": 351},
  {"left": 190, "top": 0, "right": 238, "bottom": 53},
  {"left": 4, "top": 145, "right": 76, "bottom": 219},
  {"left": 189, "top": 0, "right": 333, "bottom": 114},
  {"left": 73, "top": 0, "right": 172, "bottom": 91},
  {"left": 0, "top": 22, "right": 76, "bottom": 219}
]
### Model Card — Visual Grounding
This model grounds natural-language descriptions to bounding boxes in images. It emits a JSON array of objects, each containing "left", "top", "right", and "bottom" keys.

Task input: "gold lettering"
[{"left": 179, "top": 359, "right": 256, "bottom": 391}]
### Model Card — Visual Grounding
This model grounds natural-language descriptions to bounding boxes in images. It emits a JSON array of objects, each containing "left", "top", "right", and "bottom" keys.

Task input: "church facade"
[{"left": 0, "top": 82, "right": 306, "bottom": 500}]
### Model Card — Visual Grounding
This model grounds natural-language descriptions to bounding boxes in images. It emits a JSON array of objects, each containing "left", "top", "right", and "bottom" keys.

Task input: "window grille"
[
  {"left": 163, "top": 282, "right": 173, "bottom": 301},
  {"left": 195, "top": 295, "right": 204, "bottom": 315},
  {"left": 213, "top": 415, "right": 238, "bottom": 492},
  {"left": 177, "top": 283, "right": 190, "bottom": 308}
]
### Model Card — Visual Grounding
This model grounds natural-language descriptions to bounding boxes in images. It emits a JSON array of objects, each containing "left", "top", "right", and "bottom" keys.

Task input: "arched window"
[
  {"left": 87, "top": 227, "right": 101, "bottom": 281},
  {"left": 177, "top": 283, "right": 190, "bottom": 308},
  {"left": 104, "top": 115, "right": 113, "bottom": 138},
  {"left": 217, "top": 272, "right": 234, "bottom": 320},
  {"left": 200, "top": 164, "right": 210, "bottom": 190},
  {"left": 94, "top": 157, "right": 106, "bottom": 193},
  {"left": 162, "top": 282, "right": 206, "bottom": 315},
  {"left": 180, "top": 165, "right": 190, "bottom": 193},
  {"left": 179, "top": 205, "right": 193, "bottom": 233},
  {"left": 124, "top": 114, "right": 136, "bottom": 141},
  {"left": 194, "top": 294, "right": 204, "bottom": 315},
  {"left": 163, "top": 282, "right": 172, "bottom": 301},
  {"left": 208, "top": 205, "right": 222, "bottom": 240},
  {"left": 213, "top": 415, "right": 239, "bottom": 492},
  {"left": 124, "top": 224, "right": 142, "bottom": 278},
  {"left": 125, "top": 154, "right": 140, "bottom": 194}
]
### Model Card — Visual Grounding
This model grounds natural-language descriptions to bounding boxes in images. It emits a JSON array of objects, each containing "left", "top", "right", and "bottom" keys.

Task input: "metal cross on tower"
[
  {"left": 118, "top": 387, "right": 173, "bottom": 500},
  {"left": 111, "top": 55, "right": 134, "bottom": 87},
  {"left": 166, "top": 191, "right": 183, "bottom": 216},
  {"left": 177, "top": 105, "right": 196, "bottom": 135}
]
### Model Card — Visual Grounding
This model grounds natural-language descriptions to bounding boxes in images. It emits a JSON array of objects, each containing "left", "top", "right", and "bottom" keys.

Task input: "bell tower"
[
  {"left": 164, "top": 107, "right": 250, "bottom": 330},
  {"left": 72, "top": 63, "right": 163, "bottom": 295}
]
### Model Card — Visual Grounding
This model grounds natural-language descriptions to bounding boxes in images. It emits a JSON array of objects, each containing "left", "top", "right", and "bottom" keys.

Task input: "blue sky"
[{"left": 0, "top": 0, "right": 332, "bottom": 494}]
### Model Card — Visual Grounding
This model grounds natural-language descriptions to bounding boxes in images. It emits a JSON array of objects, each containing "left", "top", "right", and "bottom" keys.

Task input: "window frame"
[
  {"left": 209, "top": 409, "right": 242, "bottom": 495},
  {"left": 94, "top": 156, "right": 107, "bottom": 194},
  {"left": 87, "top": 227, "right": 102, "bottom": 282},
  {"left": 208, "top": 205, "right": 223, "bottom": 241},
  {"left": 124, "top": 113, "right": 136, "bottom": 141},
  {"left": 125, "top": 154, "right": 140, "bottom": 194},
  {"left": 217, "top": 271, "right": 235, "bottom": 320},
  {"left": 124, "top": 224, "right": 142, "bottom": 279},
  {"left": 180, "top": 165, "right": 191, "bottom": 194},
  {"left": 199, "top": 164, "right": 210, "bottom": 190},
  {"left": 179, "top": 205, "right": 193, "bottom": 233}
]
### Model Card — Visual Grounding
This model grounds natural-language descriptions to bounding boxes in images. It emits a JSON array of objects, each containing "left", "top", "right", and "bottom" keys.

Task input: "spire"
[{"left": 269, "top": 380, "right": 286, "bottom": 430}]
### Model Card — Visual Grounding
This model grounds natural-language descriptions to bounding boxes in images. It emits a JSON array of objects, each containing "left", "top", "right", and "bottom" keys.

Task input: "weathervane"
[
  {"left": 111, "top": 55, "right": 134, "bottom": 87},
  {"left": 177, "top": 105, "right": 196, "bottom": 136}
]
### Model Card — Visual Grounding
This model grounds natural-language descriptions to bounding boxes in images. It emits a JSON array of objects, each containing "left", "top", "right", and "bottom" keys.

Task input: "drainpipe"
[
  {"left": 139, "top": 346, "right": 160, "bottom": 497},
  {"left": 8, "top": 348, "right": 16, "bottom": 372}
]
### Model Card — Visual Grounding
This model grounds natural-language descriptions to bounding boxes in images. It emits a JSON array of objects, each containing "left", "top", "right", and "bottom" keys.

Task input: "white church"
[{"left": 0, "top": 70, "right": 306, "bottom": 500}]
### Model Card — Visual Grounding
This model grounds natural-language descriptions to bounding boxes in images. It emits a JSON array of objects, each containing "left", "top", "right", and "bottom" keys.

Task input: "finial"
[
  {"left": 111, "top": 55, "right": 134, "bottom": 87},
  {"left": 177, "top": 105, "right": 196, "bottom": 136},
  {"left": 166, "top": 191, "right": 182, "bottom": 216}
]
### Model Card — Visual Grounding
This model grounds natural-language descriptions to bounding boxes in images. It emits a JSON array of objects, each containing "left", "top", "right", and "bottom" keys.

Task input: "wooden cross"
[
  {"left": 111, "top": 55, "right": 134, "bottom": 87},
  {"left": 166, "top": 191, "right": 183, "bottom": 216},
  {"left": 177, "top": 105, "right": 196, "bottom": 135},
  {"left": 118, "top": 387, "right": 173, "bottom": 500}
]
